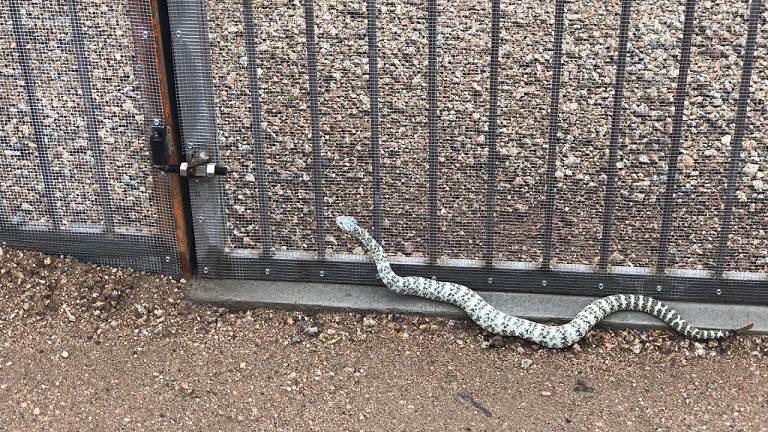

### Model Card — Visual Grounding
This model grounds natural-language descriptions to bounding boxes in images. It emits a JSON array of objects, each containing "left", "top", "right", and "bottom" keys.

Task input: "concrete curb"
[{"left": 190, "top": 278, "right": 767, "bottom": 334}]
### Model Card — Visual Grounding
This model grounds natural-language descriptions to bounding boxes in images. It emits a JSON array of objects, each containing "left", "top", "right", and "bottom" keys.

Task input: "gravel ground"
[{"left": 2, "top": 247, "right": 768, "bottom": 431}]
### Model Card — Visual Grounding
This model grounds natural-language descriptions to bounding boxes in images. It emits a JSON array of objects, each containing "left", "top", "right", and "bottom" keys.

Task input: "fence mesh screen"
[
  {"left": 0, "top": 0, "right": 180, "bottom": 275},
  {"left": 5, "top": 0, "right": 762, "bottom": 301},
  {"left": 172, "top": 0, "right": 767, "bottom": 303}
]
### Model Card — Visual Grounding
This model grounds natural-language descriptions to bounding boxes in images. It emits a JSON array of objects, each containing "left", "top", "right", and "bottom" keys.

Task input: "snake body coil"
[{"left": 336, "top": 215, "right": 752, "bottom": 348}]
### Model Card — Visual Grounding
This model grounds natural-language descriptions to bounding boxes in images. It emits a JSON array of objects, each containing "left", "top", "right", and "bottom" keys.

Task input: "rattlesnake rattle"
[{"left": 336, "top": 216, "right": 753, "bottom": 348}]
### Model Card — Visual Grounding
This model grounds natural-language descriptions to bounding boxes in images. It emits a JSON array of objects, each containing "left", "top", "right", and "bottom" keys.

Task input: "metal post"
[
  {"left": 656, "top": 0, "right": 697, "bottom": 273},
  {"left": 541, "top": 0, "right": 566, "bottom": 269},
  {"left": 303, "top": 0, "right": 326, "bottom": 258},
  {"left": 714, "top": 0, "right": 763, "bottom": 276},
  {"left": 9, "top": 1, "right": 62, "bottom": 230},
  {"left": 166, "top": 0, "right": 228, "bottom": 276},
  {"left": 427, "top": 0, "right": 440, "bottom": 265},
  {"left": 367, "top": 0, "right": 383, "bottom": 243},
  {"left": 243, "top": 0, "right": 273, "bottom": 257},
  {"left": 484, "top": 0, "right": 502, "bottom": 267},
  {"left": 67, "top": 0, "right": 115, "bottom": 233},
  {"left": 598, "top": 0, "right": 633, "bottom": 270}
]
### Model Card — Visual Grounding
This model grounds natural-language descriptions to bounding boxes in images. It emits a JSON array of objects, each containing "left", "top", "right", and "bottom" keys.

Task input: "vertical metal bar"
[
  {"left": 67, "top": 0, "right": 115, "bottom": 233},
  {"left": 714, "top": 0, "right": 763, "bottom": 276},
  {"left": 142, "top": 0, "right": 194, "bottom": 276},
  {"left": 426, "top": 0, "right": 440, "bottom": 265},
  {"left": 243, "top": 0, "right": 273, "bottom": 257},
  {"left": 9, "top": 1, "right": 61, "bottom": 230},
  {"left": 655, "top": 0, "right": 697, "bottom": 274},
  {"left": 541, "top": 0, "right": 566, "bottom": 269},
  {"left": 0, "top": 134, "right": 10, "bottom": 227},
  {"left": 167, "top": 0, "right": 227, "bottom": 276},
  {"left": 303, "top": 0, "right": 326, "bottom": 257},
  {"left": 484, "top": 0, "right": 501, "bottom": 267},
  {"left": 598, "top": 0, "right": 633, "bottom": 271},
  {"left": 367, "top": 0, "right": 383, "bottom": 243}
]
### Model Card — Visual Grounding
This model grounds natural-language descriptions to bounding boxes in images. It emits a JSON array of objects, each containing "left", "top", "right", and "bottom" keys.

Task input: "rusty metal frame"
[
  {"left": 152, "top": 0, "right": 195, "bottom": 277},
  {"left": 126, "top": 0, "right": 193, "bottom": 276}
]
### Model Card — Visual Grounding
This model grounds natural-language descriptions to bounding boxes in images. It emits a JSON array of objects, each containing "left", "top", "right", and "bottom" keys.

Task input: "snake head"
[{"left": 336, "top": 215, "right": 359, "bottom": 233}]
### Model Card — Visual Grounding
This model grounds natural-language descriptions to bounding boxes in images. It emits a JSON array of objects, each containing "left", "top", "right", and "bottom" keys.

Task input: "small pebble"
[
  {"left": 61, "top": 351, "right": 69, "bottom": 358},
  {"left": 290, "top": 336, "right": 301, "bottom": 344},
  {"left": 489, "top": 335, "right": 506, "bottom": 349},
  {"left": 386, "top": 322, "right": 401, "bottom": 331},
  {"left": 680, "top": 154, "right": 695, "bottom": 169},
  {"left": 693, "top": 342, "right": 706, "bottom": 357},
  {"left": 574, "top": 379, "right": 596, "bottom": 393},
  {"left": 541, "top": 391, "right": 552, "bottom": 396}
]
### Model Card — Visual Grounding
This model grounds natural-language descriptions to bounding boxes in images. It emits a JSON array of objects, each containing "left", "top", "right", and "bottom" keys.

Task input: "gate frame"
[{"left": 167, "top": 0, "right": 767, "bottom": 305}]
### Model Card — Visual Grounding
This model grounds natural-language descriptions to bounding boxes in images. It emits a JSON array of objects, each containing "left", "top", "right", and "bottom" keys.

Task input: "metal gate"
[
  {"left": 170, "top": 0, "right": 767, "bottom": 304},
  {"left": 0, "top": 1, "right": 188, "bottom": 275}
]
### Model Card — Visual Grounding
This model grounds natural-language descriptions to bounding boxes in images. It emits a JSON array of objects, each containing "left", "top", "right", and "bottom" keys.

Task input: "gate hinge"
[{"left": 149, "top": 125, "right": 228, "bottom": 178}]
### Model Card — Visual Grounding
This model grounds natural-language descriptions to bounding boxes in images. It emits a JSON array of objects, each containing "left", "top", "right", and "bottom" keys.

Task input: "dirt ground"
[{"left": 0, "top": 246, "right": 766, "bottom": 432}]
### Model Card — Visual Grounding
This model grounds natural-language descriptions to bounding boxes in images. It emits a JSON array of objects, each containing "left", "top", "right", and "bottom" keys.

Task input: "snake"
[{"left": 336, "top": 215, "right": 753, "bottom": 349}]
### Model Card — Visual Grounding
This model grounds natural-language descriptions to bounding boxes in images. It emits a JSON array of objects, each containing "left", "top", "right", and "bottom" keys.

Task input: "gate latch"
[{"left": 150, "top": 126, "right": 228, "bottom": 178}]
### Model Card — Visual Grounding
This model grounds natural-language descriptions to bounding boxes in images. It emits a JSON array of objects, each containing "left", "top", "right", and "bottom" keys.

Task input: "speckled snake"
[{"left": 336, "top": 215, "right": 753, "bottom": 348}]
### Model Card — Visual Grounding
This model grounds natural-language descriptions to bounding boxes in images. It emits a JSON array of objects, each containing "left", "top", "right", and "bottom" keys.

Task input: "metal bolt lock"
[
  {"left": 165, "top": 256, "right": 171, "bottom": 263},
  {"left": 432, "top": 276, "right": 437, "bottom": 280},
  {"left": 198, "top": 215, "right": 204, "bottom": 222},
  {"left": 598, "top": 283, "right": 604, "bottom": 290},
  {"left": 716, "top": 289, "right": 722, "bottom": 295},
  {"left": 265, "top": 269, "right": 270, "bottom": 275},
  {"left": 153, "top": 118, "right": 161, "bottom": 126},
  {"left": 203, "top": 267, "right": 209, "bottom": 274},
  {"left": 487, "top": 278, "right": 493, "bottom": 284},
  {"left": 541, "top": 280, "right": 547, "bottom": 287},
  {"left": 656, "top": 285, "right": 662, "bottom": 292},
  {"left": 319, "top": 271, "right": 325, "bottom": 277},
  {"left": 142, "top": 31, "right": 149, "bottom": 39},
  {"left": 176, "top": 30, "right": 182, "bottom": 37}
]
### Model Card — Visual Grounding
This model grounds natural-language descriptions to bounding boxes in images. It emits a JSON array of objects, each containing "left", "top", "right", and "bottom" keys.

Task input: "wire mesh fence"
[
  {"left": 0, "top": 0, "right": 182, "bottom": 275},
  {"left": 1, "top": 0, "right": 766, "bottom": 304},
  {"left": 174, "top": 0, "right": 767, "bottom": 305}
]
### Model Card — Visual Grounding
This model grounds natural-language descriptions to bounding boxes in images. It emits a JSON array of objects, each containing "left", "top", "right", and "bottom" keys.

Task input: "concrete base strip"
[{"left": 191, "top": 279, "right": 767, "bottom": 334}]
